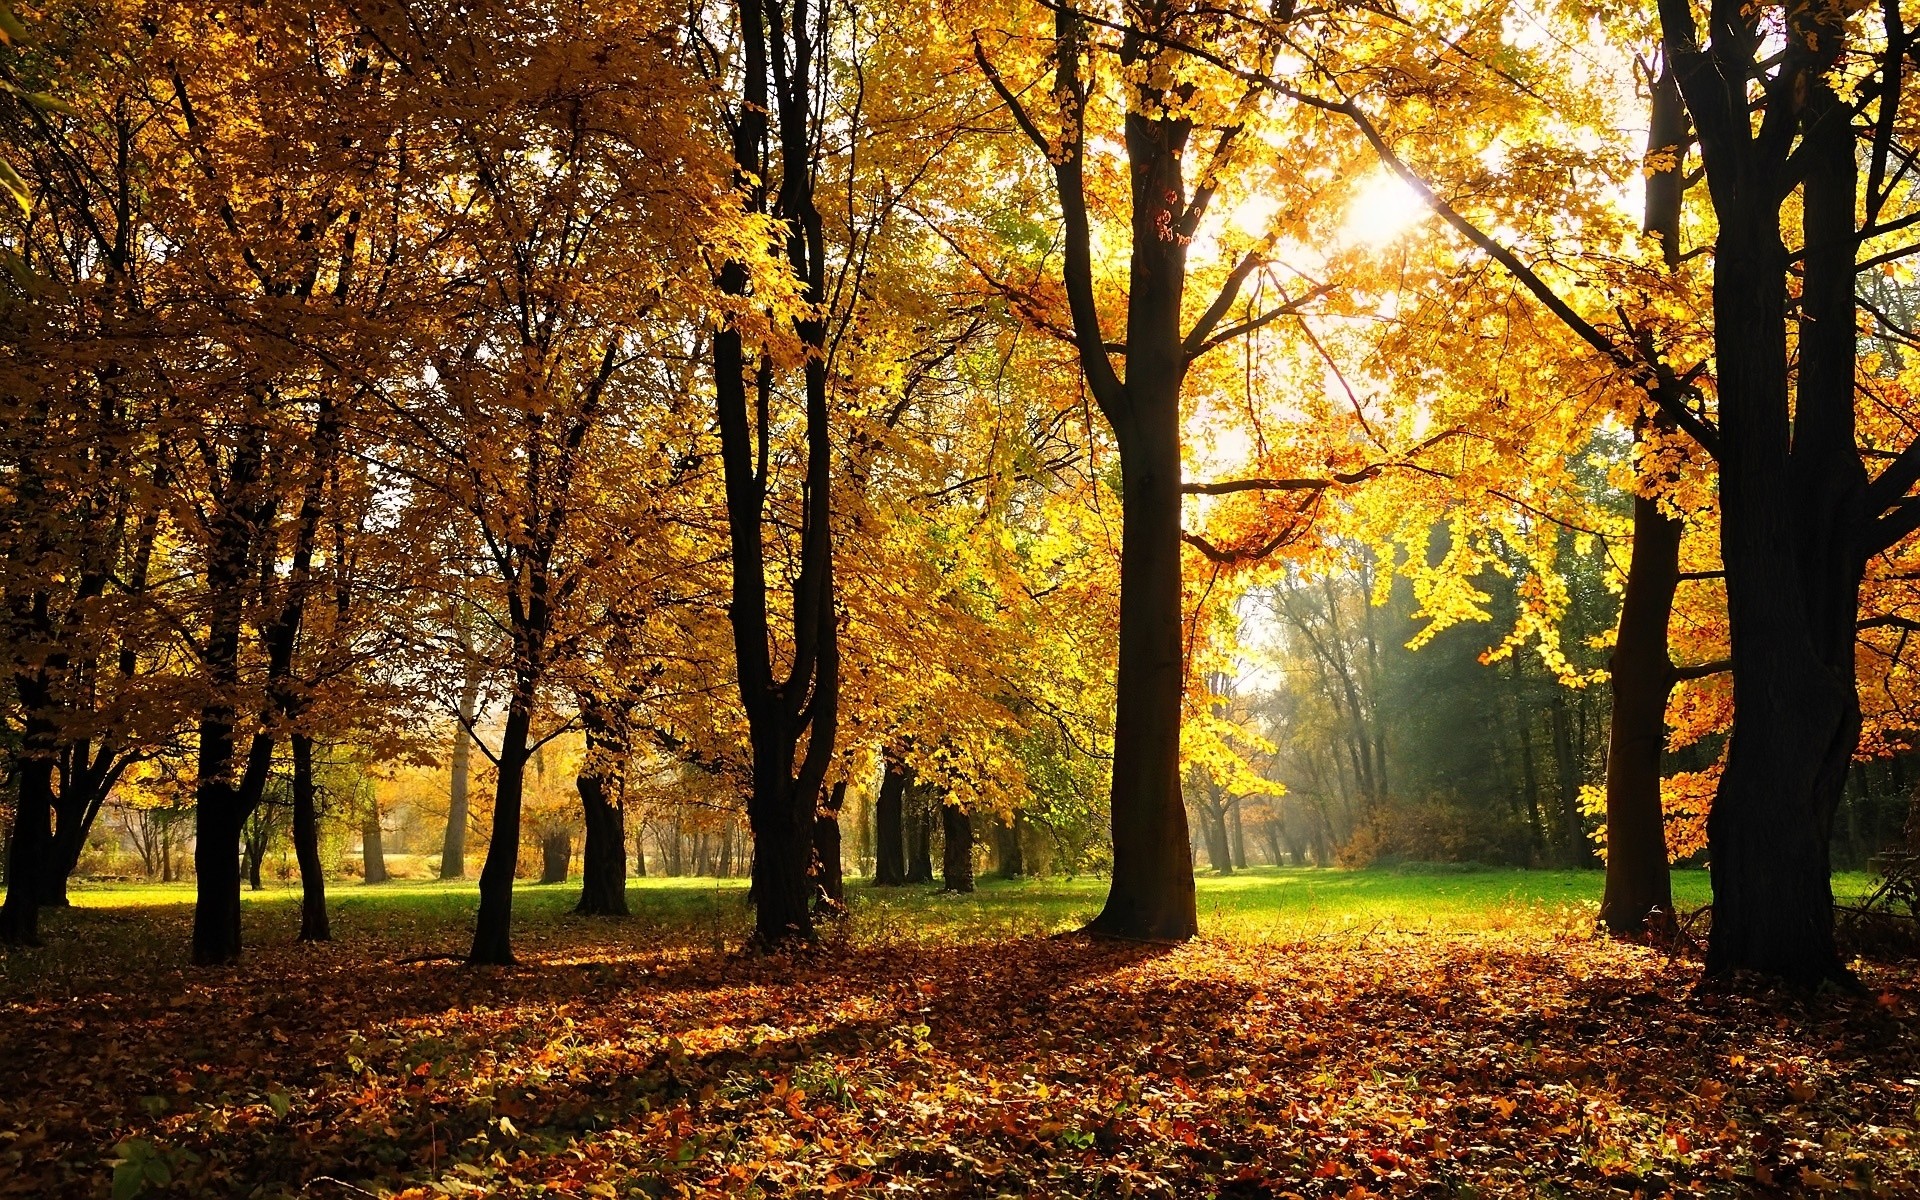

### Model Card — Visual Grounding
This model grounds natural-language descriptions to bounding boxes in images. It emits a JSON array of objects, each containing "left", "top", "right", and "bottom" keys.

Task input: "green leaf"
[
  {"left": 0, "top": 3, "right": 27, "bottom": 46},
  {"left": 266, "top": 1090, "right": 291, "bottom": 1119},
  {"left": 0, "top": 158, "right": 29, "bottom": 214},
  {"left": 1, "top": 81, "right": 74, "bottom": 114}
]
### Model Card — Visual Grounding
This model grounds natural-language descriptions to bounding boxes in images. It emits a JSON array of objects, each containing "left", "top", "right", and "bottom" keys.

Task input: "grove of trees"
[{"left": 7, "top": 0, "right": 1920, "bottom": 987}]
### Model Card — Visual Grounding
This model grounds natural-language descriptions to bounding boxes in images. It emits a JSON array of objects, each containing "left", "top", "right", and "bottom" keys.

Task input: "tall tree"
[{"left": 705, "top": 0, "right": 841, "bottom": 946}]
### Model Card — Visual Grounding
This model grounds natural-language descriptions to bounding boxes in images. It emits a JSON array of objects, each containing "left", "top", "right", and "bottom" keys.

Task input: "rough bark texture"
[
  {"left": 873, "top": 757, "right": 909, "bottom": 885},
  {"left": 941, "top": 802, "right": 974, "bottom": 894},
  {"left": 291, "top": 733, "right": 330, "bottom": 942}
]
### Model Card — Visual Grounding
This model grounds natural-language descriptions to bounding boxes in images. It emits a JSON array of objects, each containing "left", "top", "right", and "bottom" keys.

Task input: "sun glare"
[{"left": 1339, "top": 170, "right": 1429, "bottom": 249}]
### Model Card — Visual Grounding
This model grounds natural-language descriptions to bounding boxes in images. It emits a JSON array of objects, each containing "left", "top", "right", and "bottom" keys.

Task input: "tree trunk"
[
  {"left": 469, "top": 697, "right": 533, "bottom": 965},
  {"left": 0, "top": 741, "right": 55, "bottom": 945},
  {"left": 245, "top": 826, "right": 266, "bottom": 891},
  {"left": 813, "top": 780, "right": 846, "bottom": 909},
  {"left": 1601, "top": 483, "right": 1683, "bottom": 936},
  {"left": 994, "top": 812, "right": 1025, "bottom": 878},
  {"left": 540, "top": 831, "right": 571, "bottom": 884},
  {"left": 873, "top": 756, "right": 909, "bottom": 885},
  {"left": 574, "top": 722, "right": 629, "bottom": 916},
  {"left": 440, "top": 655, "right": 483, "bottom": 881},
  {"left": 362, "top": 806, "right": 388, "bottom": 885},
  {"left": 941, "top": 801, "right": 974, "bottom": 893},
  {"left": 905, "top": 785, "right": 934, "bottom": 884},
  {"left": 1229, "top": 797, "right": 1247, "bottom": 870},
  {"left": 291, "top": 733, "right": 329, "bottom": 942},
  {"left": 1655, "top": 0, "right": 1867, "bottom": 987}
]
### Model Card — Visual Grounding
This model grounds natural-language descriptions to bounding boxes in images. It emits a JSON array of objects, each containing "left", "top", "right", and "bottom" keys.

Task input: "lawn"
[{"left": 2, "top": 867, "right": 1914, "bottom": 1199}]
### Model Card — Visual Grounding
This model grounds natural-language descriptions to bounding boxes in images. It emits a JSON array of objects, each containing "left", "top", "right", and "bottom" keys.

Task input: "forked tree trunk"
[
  {"left": 941, "top": 801, "right": 974, "bottom": 894},
  {"left": 713, "top": 0, "right": 840, "bottom": 949},
  {"left": 291, "top": 733, "right": 329, "bottom": 942},
  {"left": 977, "top": 9, "right": 1199, "bottom": 941},
  {"left": 873, "top": 757, "right": 909, "bottom": 885}
]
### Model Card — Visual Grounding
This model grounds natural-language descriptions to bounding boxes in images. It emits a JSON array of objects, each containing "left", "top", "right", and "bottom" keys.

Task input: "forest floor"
[{"left": 1, "top": 867, "right": 1915, "bottom": 1199}]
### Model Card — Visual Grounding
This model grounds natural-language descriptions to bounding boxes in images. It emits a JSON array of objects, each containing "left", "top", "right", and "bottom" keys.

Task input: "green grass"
[{"left": 47, "top": 863, "right": 1880, "bottom": 949}]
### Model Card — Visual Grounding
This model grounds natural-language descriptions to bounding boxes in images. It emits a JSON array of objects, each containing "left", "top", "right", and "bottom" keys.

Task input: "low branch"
[{"left": 1670, "top": 658, "right": 1732, "bottom": 681}]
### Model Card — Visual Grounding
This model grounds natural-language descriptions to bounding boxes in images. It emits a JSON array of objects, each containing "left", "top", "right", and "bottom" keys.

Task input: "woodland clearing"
[{"left": 2, "top": 870, "right": 1914, "bottom": 1199}]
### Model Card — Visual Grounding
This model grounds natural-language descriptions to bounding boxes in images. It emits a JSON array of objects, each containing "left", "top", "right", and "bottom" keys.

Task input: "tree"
[{"left": 704, "top": 0, "right": 842, "bottom": 946}]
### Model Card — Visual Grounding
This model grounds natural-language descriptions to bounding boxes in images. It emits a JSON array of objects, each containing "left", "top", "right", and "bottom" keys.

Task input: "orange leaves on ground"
[{"left": 4, "top": 916, "right": 1920, "bottom": 1198}]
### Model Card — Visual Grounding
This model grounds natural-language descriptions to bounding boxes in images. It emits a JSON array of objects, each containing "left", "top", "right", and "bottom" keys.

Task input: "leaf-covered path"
[{"left": 3, "top": 903, "right": 1918, "bottom": 1199}]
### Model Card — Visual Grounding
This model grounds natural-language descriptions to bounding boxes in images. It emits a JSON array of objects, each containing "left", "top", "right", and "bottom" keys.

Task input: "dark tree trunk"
[
  {"left": 469, "top": 697, "right": 533, "bottom": 964},
  {"left": 994, "top": 812, "right": 1025, "bottom": 878},
  {"left": 1658, "top": 0, "right": 1866, "bottom": 984},
  {"left": 0, "top": 739, "right": 55, "bottom": 945},
  {"left": 1600, "top": 64, "right": 1690, "bottom": 937},
  {"left": 713, "top": 0, "right": 840, "bottom": 950},
  {"left": 977, "top": 9, "right": 1203, "bottom": 940},
  {"left": 873, "top": 756, "right": 909, "bottom": 885},
  {"left": 245, "top": 825, "right": 266, "bottom": 891},
  {"left": 440, "top": 654, "right": 483, "bottom": 880},
  {"left": 540, "top": 831, "right": 571, "bottom": 884},
  {"left": 941, "top": 801, "right": 974, "bottom": 893},
  {"left": 813, "top": 780, "right": 846, "bottom": 910},
  {"left": 1229, "top": 797, "right": 1247, "bottom": 870},
  {"left": 906, "top": 786, "right": 934, "bottom": 884},
  {"left": 291, "top": 733, "right": 329, "bottom": 942},
  {"left": 574, "top": 717, "right": 629, "bottom": 916},
  {"left": 1601, "top": 484, "right": 1684, "bottom": 935}
]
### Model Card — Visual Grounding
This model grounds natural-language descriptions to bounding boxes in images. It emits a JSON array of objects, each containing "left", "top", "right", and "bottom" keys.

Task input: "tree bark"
[
  {"left": 469, "top": 696, "right": 532, "bottom": 964},
  {"left": 873, "top": 756, "right": 909, "bottom": 885},
  {"left": 813, "top": 780, "right": 846, "bottom": 909},
  {"left": 574, "top": 716, "right": 629, "bottom": 916},
  {"left": 994, "top": 812, "right": 1025, "bottom": 878},
  {"left": 976, "top": 8, "right": 1199, "bottom": 940},
  {"left": 440, "top": 654, "right": 483, "bottom": 880},
  {"left": 1656, "top": 0, "right": 1865, "bottom": 983},
  {"left": 0, "top": 738, "right": 55, "bottom": 945},
  {"left": 291, "top": 733, "right": 329, "bottom": 942},
  {"left": 362, "top": 804, "right": 388, "bottom": 885},
  {"left": 540, "top": 831, "right": 571, "bottom": 884},
  {"left": 713, "top": 0, "right": 840, "bottom": 950},
  {"left": 905, "top": 783, "right": 934, "bottom": 884},
  {"left": 1601, "top": 484, "right": 1683, "bottom": 936},
  {"left": 941, "top": 801, "right": 974, "bottom": 893}
]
